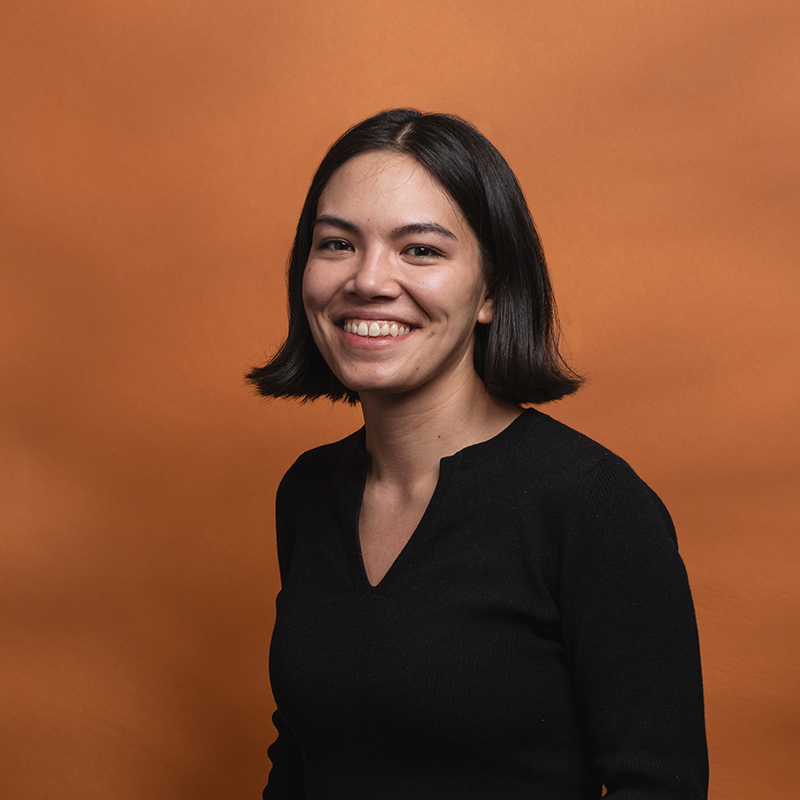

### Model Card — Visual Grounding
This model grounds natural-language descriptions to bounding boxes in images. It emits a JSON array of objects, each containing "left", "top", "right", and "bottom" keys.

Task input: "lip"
[
  {"left": 333, "top": 310, "right": 417, "bottom": 326},
  {"left": 335, "top": 319, "right": 414, "bottom": 346}
]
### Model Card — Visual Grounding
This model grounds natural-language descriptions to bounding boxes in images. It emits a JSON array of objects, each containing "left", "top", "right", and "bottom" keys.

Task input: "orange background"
[{"left": 1, "top": 1, "right": 798, "bottom": 798}]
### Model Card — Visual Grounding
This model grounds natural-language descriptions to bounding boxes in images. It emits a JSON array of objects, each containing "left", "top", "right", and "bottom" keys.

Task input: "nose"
[{"left": 347, "top": 246, "right": 400, "bottom": 300}]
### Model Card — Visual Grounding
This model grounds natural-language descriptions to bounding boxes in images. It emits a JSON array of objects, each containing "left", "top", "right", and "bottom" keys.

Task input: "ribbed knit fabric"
[{"left": 264, "top": 409, "right": 708, "bottom": 799}]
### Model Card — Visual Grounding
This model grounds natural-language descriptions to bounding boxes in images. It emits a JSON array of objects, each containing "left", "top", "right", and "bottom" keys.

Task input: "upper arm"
[
  {"left": 274, "top": 466, "right": 300, "bottom": 584},
  {"left": 560, "top": 457, "right": 708, "bottom": 798}
]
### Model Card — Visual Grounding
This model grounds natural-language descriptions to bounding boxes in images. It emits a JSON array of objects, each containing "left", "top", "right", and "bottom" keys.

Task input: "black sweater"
[{"left": 264, "top": 410, "right": 708, "bottom": 799}]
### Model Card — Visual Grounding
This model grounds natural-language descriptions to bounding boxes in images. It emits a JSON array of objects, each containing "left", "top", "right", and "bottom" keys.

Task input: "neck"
[{"left": 359, "top": 373, "right": 521, "bottom": 491}]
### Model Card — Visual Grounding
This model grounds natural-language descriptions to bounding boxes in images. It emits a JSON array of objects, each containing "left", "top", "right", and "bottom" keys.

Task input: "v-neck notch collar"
[{"left": 346, "top": 409, "right": 539, "bottom": 593}]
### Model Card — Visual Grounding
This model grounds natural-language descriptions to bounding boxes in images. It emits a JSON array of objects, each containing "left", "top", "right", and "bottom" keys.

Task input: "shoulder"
[
  {"left": 277, "top": 427, "right": 365, "bottom": 501},
  {"left": 520, "top": 415, "right": 682, "bottom": 567},
  {"left": 281, "top": 427, "right": 364, "bottom": 478},
  {"left": 520, "top": 410, "right": 659, "bottom": 486},
  {"left": 513, "top": 408, "right": 620, "bottom": 466},
  {"left": 273, "top": 428, "right": 365, "bottom": 578},
  {"left": 498, "top": 410, "right": 676, "bottom": 543},
  {"left": 495, "top": 409, "right": 645, "bottom": 499}
]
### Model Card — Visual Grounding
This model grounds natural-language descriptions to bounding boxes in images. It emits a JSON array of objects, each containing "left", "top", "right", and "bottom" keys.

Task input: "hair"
[{"left": 246, "top": 108, "right": 583, "bottom": 405}]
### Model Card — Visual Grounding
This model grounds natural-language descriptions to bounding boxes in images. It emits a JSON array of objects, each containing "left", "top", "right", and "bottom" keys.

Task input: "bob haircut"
[{"left": 246, "top": 108, "right": 583, "bottom": 405}]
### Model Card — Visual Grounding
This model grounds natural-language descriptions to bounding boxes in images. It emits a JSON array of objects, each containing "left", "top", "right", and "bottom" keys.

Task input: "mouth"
[{"left": 342, "top": 319, "right": 412, "bottom": 338}]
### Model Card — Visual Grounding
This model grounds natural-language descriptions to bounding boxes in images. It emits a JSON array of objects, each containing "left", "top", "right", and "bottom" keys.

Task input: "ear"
[{"left": 477, "top": 289, "right": 494, "bottom": 325}]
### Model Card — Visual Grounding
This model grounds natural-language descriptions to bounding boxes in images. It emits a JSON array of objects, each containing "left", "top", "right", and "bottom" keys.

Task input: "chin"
[
  {"left": 332, "top": 364, "right": 406, "bottom": 393},
  {"left": 339, "top": 380, "right": 404, "bottom": 396}
]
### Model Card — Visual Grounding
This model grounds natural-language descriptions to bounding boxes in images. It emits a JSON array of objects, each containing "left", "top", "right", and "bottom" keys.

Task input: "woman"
[{"left": 248, "top": 109, "right": 708, "bottom": 799}]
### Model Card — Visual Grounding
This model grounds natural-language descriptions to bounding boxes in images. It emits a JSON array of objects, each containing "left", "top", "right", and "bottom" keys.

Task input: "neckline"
[
  {"left": 439, "top": 407, "right": 538, "bottom": 468},
  {"left": 349, "top": 408, "right": 539, "bottom": 592},
  {"left": 354, "top": 407, "right": 538, "bottom": 468}
]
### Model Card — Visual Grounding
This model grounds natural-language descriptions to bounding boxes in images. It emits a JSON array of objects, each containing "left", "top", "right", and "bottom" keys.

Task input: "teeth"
[{"left": 344, "top": 320, "right": 411, "bottom": 338}]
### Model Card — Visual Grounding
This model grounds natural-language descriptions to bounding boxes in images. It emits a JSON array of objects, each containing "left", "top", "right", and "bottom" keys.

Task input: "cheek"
[
  {"left": 301, "top": 264, "right": 329, "bottom": 314},
  {"left": 301, "top": 267, "right": 337, "bottom": 356},
  {"left": 409, "top": 271, "right": 455, "bottom": 312},
  {"left": 438, "top": 275, "right": 490, "bottom": 324}
]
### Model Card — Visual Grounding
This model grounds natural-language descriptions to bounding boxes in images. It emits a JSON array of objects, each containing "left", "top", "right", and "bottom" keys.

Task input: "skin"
[{"left": 302, "top": 151, "right": 521, "bottom": 585}]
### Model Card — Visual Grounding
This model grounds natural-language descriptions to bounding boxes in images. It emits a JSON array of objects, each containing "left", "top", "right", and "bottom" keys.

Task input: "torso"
[{"left": 267, "top": 409, "right": 707, "bottom": 799}]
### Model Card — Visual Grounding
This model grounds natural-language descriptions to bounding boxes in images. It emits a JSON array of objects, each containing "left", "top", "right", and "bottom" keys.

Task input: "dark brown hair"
[{"left": 246, "top": 108, "right": 582, "bottom": 404}]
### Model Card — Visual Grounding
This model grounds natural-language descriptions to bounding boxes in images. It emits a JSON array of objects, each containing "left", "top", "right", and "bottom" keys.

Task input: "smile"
[{"left": 343, "top": 320, "right": 412, "bottom": 338}]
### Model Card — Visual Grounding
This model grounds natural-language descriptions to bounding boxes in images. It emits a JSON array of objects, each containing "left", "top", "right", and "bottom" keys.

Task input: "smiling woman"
[
  {"left": 302, "top": 151, "right": 493, "bottom": 402},
  {"left": 247, "top": 109, "right": 708, "bottom": 800}
]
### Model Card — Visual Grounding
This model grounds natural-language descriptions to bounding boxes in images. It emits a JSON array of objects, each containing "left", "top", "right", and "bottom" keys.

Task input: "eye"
[
  {"left": 404, "top": 245, "right": 443, "bottom": 259},
  {"left": 317, "top": 238, "right": 353, "bottom": 252}
]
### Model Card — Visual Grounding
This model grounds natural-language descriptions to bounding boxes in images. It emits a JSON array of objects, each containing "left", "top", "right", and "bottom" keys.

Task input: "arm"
[
  {"left": 263, "top": 709, "right": 306, "bottom": 800},
  {"left": 263, "top": 469, "right": 306, "bottom": 799},
  {"left": 561, "top": 457, "right": 708, "bottom": 799}
]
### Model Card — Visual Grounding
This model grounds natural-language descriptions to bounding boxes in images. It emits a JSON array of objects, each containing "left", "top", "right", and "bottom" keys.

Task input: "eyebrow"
[
  {"left": 313, "top": 214, "right": 360, "bottom": 235},
  {"left": 391, "top": 222, "right": 457, "bottom": 240},
  {"left": 313, "top": 214, "right": 457, "bottom": 241}
]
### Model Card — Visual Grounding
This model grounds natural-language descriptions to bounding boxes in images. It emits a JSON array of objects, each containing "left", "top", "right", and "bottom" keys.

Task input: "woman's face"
[{"left": 301, "top": 151, "right": 494, "bottom": 402}]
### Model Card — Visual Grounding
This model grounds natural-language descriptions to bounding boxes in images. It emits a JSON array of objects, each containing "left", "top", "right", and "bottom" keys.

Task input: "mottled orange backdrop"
[{"left": 1, "top": 1, "right": 798, "bottom": 798}]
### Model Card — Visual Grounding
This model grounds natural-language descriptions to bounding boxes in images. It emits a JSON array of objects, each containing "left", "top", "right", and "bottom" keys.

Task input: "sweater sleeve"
[
  {"left": 263, "top": 469, "right": 307, "bottom": 800},
  {"left": 560, "top": 456, "right": 708, "bottom": 800}
]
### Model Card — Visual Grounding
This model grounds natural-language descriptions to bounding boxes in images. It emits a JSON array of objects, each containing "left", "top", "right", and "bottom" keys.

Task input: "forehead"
[{"left": 318, "top": 151, "right": 467, "bottom": 229}]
